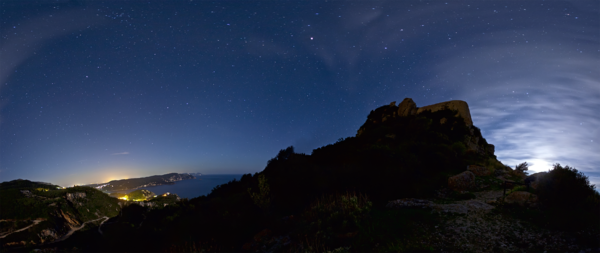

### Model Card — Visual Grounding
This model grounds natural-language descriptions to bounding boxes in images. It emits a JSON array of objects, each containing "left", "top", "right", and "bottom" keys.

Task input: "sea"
[{"left": 107, "top": 174, "right": 243, "bottom": 199}]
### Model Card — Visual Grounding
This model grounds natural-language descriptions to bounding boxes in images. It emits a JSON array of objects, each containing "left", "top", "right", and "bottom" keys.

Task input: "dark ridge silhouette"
[{"left": 2, "top": 99, "right": 598, "bottom": 252}]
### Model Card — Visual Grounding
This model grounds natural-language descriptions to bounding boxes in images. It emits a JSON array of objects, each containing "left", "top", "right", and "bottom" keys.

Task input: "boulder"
[
  {"left": 397, "top": 98, "right": 418, "bottom": 117},
  {"left": 467, "top": 165, "right": 490, "bottom": 176},
  {"left": 448, "top": 171, "right": 475, "bottom": 191},
  {"left": 504, "top": 191, "right": 538, "bottom": 207}
]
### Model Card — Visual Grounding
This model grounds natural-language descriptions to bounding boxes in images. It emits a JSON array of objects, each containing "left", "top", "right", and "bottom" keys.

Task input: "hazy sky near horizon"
[{"left": 1, "top": 0, "right": 598, "bottom": 187}]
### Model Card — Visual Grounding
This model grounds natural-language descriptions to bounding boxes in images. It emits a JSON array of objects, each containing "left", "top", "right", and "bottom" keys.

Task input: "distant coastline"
[
  {"left": 86, "top": 173, "right": 197, "bottom": 192},
  {"left": 104, "top": 174, "right": 243, "bottom": 199}
]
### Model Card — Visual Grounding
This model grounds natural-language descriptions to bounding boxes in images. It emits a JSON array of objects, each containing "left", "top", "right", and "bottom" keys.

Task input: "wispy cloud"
[
  {"left": 428, "top": 28, "right": 600, "bottom": 185},
  {"left": 111, "top": 152, "right": 129, "bottom": 156}
]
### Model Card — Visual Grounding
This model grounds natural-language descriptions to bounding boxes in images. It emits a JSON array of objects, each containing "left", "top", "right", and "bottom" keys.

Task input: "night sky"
[{"left": 1, "top": 1, "right": 598, "bottom": 187}]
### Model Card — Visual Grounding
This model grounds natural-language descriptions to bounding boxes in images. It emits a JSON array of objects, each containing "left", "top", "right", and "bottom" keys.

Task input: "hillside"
[
  {"left": 0, "top": 180, "right": 120, "bottom": 248},
  {"left": 7, "top": 98, "right": 599, "bottom": 252}
]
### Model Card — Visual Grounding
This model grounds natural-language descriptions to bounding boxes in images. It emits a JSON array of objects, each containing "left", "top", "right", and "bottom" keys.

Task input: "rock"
[
  {"left": 465, "top": 200, "right": 495, "bottom": 212},
  {"left": 433, "top": 203, "right": 469, "bottom": 214},
  {"left": 387, "top": 198, "right": 433, "bottom": 209},
  {"left": 60, "top": 209, "right": 81, "bottom": 228},
  {"left": 467, "top": 165, "right": 491, "bottom": 176},
  {"left": 39, "top": 229, "right": 58, "bottom": 244},
  {"left": 397, "top": 98, "right": 418, "bottom": 117},
  {"left": 486, "top": 144, "right": 495, "bottom": 155},
  {"left": 504, "top": 191, "right": 538, "bottom": 207},
  {"left": 389, "top": 101, "right": 396, "bottom": 106},
  {"left": 66, "top": 192, "right": 86, "bottom": 202},
  {"left": 448, "top": 171, "right": 475, "bottom": 191},
  {"left": 525, "top": 172, "right": 547, "bottom": 190},
  {"left": 20, "top": 190, "right": 33, "bottom": 197},
  {"left": 416, "top": 100, "right": 473, "bottom": 126}
]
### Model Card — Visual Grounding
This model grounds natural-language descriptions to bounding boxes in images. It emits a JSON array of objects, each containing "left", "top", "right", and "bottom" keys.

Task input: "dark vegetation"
[
  {"left": 127, "top": 189, "right": 156, "bottom": 201},
  {"left": 147, "top": 194, "right": 181, "bottom": 208},
  {"left": 535, "top": 164, "right": 600, "bottom": 230},
  {"left": 515, "top": 162, "right": 529, "bottom": 175}
]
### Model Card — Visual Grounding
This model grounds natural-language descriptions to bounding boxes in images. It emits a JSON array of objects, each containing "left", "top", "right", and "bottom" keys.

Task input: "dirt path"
[
  {"left": 0, "top": 219, "right": 43, "bottom": 239},
  {"left": 97, "top": 216, "right": 110, "bottom": 235},
  {"left": 54, "top": 216, "right": 108, "bottom": 243}
]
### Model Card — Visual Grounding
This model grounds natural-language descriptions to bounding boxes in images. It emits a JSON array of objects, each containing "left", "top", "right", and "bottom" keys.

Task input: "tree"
[
  {"left": 248, "top": 174, "right": 270, "bottom": 215},
  {"left": 515, "top": 162, "right": 529, "bottom": 175}
]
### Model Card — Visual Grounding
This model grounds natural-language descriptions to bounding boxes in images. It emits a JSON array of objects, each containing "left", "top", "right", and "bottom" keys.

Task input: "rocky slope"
[{"left": 0, "top": 180, "right": 120, "bottom": 249}]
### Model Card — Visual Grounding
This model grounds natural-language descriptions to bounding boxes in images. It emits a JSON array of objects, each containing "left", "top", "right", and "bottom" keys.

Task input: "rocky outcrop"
[
  {"left": 66, "top": 192, "right": 86, "bottom": 202},
  {"left": 38, "top": 229, "right": 58, "bottom": 244},
  {"left": 486, "top": 144, "right": 495, "bottom": 155},
  {"left": 467, "top": 165, "right": 490, "bottom": 176},
  {"left": 59, "top": 209, "right": 81, "bottom": 228},
  {"left": 20, "top": 190, "right": 33, "bottom": 197},
  {"left": 397, "top": 98, "right": 418, "bottom": 117},
  {"left": 504, "top": 191, "right": 538, "bottom": 207},
  {"left": 448, "top": 171, "right": 475, "bottom": 191},
  {"left": 416, "top": 100, "right": 473, "bottom": 126},
  {"left": 357, "top": 98, "right": 495, "bottom": 156}
]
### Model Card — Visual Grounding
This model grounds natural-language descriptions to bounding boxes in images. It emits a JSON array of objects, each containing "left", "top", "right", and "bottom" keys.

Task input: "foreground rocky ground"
[{"left": 388, "top": 190, "right": 600, "bottom": 252}]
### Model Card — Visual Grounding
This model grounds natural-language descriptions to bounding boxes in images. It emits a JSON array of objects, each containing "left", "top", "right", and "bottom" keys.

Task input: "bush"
[
  {"left": 302, "top": 192, "right": 372, "bottom": 242},
  {"left": 537, "top": 164, "right": 598, "bottom": 209}
]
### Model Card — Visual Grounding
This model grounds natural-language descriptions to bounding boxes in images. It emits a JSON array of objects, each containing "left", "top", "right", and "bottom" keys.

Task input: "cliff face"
[{"left": 357, "top": 98, "right": 493, "bottom": 156}]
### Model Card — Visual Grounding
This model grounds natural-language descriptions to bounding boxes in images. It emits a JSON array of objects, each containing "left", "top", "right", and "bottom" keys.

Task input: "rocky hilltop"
[{"left": 357, "top": 98, "right": 493, "bottom": 156}]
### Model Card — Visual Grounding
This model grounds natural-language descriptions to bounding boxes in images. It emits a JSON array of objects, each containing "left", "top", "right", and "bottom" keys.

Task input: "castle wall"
[{"left": 416, "top": 100, "right": 473, "bottom": 126}]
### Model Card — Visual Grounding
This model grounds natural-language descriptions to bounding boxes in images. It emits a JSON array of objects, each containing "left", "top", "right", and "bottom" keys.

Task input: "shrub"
[
  {"left": 450, "top": 142, "right": 466, "bottom": 156},
  {"left": 302, "top": 192, "right": 372, "bottom": 241},
  {"left": 247, "top": 174, "right": 270, "bottom": 214},
  {"left": 537, "top": 164, "right": 598, "bottom": 209}
]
